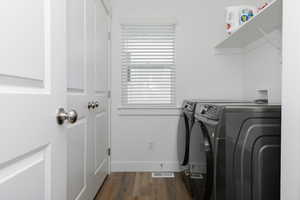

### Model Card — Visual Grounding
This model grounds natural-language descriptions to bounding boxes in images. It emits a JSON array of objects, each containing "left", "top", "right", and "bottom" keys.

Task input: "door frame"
[{"left": 281, "top": 0, "right": 300, "bottom": 199}]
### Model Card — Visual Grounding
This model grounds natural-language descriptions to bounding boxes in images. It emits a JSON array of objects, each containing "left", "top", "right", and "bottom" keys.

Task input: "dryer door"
[{"left": 177, "top": 112, "right": 190, "bottom": 166}]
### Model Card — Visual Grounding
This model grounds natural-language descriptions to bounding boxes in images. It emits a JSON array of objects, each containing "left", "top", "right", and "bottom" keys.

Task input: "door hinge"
[
  {"left": 107, "top": 148, "right": 111, "bottom": 156},
  {"left": 108, "top": 32, "right": 111, "bottom": 40},
  {"left": 107, "top": 91, "right": 111, "bottom": 99}
]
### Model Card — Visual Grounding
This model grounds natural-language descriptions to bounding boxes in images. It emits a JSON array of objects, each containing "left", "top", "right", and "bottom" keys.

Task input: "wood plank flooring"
[{"left": 95, "top": 172, "right": 192, "bottom": 200}]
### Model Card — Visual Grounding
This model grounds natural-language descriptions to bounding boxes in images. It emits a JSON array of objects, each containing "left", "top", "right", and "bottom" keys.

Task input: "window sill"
[{"left": 117, "top": 106, "right": 181, "bottom": 116}]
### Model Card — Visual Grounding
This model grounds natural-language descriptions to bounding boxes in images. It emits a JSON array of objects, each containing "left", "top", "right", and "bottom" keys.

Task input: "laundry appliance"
[
  {"left": 189, "top": 102, "right": 281, "bottom": 200},
  {"left": 177, "top": 100, "right": 249, "bottom": 197}
]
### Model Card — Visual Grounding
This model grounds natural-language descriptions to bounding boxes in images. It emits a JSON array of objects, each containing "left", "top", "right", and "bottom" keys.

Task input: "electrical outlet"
[
  {"left": 160, "top": 163, "right": 164, "bottom": 169},
  {"left": 148, "top": 142, "right": 154, "bottom": 150}
]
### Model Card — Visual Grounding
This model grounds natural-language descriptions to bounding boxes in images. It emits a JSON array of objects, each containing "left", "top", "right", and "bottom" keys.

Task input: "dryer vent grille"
[{"left": 152, "top": 172, "right": 175, "bottom": 178}]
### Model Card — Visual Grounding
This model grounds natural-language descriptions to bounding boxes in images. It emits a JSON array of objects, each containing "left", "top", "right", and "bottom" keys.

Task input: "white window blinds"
[{"left": 121, "top": 24, "right": 176, "bottom": 106}]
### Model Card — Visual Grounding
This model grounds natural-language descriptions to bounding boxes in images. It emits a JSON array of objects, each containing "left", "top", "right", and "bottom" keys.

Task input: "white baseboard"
[{"left": 111, "top": 161, "right": 180, "bottom": 172}]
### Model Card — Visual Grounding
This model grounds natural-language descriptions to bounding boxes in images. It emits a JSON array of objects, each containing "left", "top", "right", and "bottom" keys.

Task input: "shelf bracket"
[{"left": 257, "top": 27, "right": 282, "bottom": 52}]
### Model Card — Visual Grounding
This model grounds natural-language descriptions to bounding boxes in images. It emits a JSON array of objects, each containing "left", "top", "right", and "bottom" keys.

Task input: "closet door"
[
  {"left": 66, "top": 0, "right": 91, "bottom": 199},
  {"left": 67, "top": 0, "right": 110, "bottom": 199},
  {"left": 89, "top": 0, "right": 110, "bottom": 197}
]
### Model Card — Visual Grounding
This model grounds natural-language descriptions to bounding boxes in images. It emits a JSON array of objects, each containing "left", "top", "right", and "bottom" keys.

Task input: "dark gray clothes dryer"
[
  {"left": 224, "top": 105, "right": 281, "bottom": 200},
  {"left": 190, "top": 103, "right": 281, "bottom": 200}
]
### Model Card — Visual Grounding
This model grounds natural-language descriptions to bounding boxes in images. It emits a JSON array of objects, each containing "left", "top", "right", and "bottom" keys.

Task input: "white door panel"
[
  {"left": 94, "top": 99, "right": 109, "bottom": 172},
  {"left": 90, "top": 95, "right": 109, "bottom": 197},
  {"left": 0, "top": 0, "right": 67, "bottom": 199},
  {"left": 0, "top": 147, "right": 50, "bottom": 200},
  {"left": 94, "top": 1, "right": 109, "bottom": 93},
  {"left": 0, "top": 0, "right": 45, "bottom": 81},
  {"left": 94, "top": 97, "right": 109, "bottom": 183},
  {"left": 67, "top": 121, "right": 87, "bottom": 200},
  {"left": 67, "top": 0, "right": 85, "bottom": 92},
  {"left": 66, "top": 109, "right": 89, "bottom": 200}
]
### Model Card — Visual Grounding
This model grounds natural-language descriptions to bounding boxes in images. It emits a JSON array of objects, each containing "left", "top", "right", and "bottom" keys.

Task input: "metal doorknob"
[
  {"left": 56, "top": 108, "right": 78, "bottom": 125},
  {"left": 88, "top": 102, "right": 95, "bottom": 110}
]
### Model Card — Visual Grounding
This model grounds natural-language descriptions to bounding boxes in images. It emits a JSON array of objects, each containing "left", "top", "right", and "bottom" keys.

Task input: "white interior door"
[
  {"left": 0, "top": 0, "right": 68, "bottom": 200},
  {"left": 66, "top": 0, "right": 90, "bottom": 199},
  {"left": 90, "top": 0, "right": 110, "bottom": 197},
  {"left": 67, "top": 0, "right": 110, "bottom": 199}
]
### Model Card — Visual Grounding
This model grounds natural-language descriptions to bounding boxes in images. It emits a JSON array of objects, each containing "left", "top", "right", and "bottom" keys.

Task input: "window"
[{"left": 121, "top": 24, "right": 176, "bottom": 106}]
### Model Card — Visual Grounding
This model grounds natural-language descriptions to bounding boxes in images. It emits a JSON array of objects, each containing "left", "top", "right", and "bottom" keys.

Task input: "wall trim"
[{"left": 111, "top": 161, "right": 181, "bottom": 172}]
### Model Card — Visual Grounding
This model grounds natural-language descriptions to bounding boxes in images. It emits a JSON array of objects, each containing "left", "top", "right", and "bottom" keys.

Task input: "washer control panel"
[
  {"left": 182, "top": 101, "right": 197, "bottom": 112},
  {"left": 196, "top": 104, "right": 222, "bottom": 120}
]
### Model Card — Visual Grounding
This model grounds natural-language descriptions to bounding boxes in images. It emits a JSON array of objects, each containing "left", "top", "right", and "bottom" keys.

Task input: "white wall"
[
  {"left": 110, "top": 0, "right": 247, "bottom": 172},
  {"left": 243, "top": 30, "right": 282, "bottom": 103}
]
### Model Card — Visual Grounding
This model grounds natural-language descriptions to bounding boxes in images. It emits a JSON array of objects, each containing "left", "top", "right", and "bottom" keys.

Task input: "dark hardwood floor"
[{"left": 95, "top": 172, "right": 192, "bottom": 200}]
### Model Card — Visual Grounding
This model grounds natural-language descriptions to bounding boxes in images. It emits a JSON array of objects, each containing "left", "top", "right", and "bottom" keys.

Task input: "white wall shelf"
[{"left": 215, "top": 0, "right": 282, "bottom": 49}]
